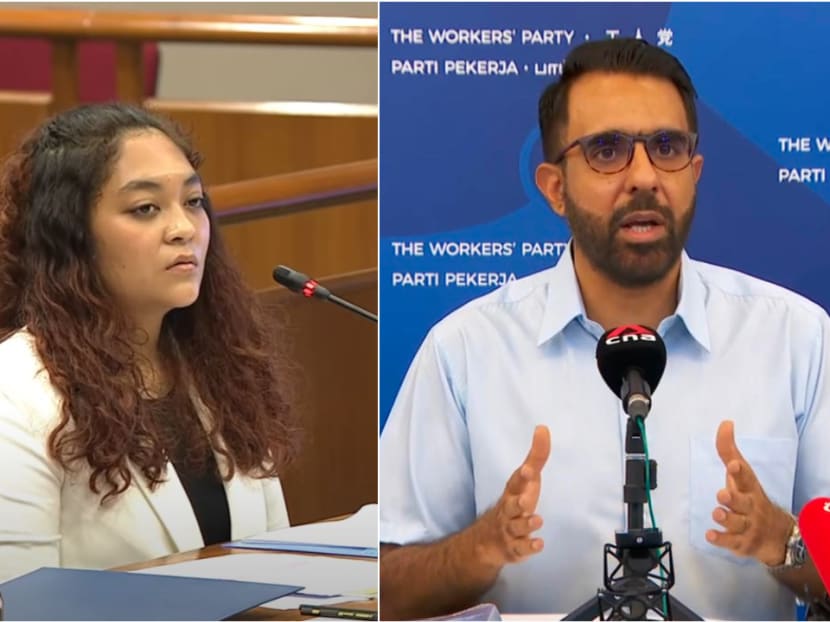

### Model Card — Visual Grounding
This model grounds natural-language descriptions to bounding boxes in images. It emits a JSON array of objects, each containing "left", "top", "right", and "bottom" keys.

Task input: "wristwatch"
[{"left": 769, "top": 517, "right": 808, "bottom": 573}]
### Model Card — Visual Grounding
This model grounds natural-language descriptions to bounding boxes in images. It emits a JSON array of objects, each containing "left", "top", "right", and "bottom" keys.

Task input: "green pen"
[{"left": 298, "top": 604, "right": 378, "bottom": 620}]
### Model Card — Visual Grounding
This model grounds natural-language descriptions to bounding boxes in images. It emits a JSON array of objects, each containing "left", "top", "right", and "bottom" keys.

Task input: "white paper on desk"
[
  {"left": 242, "top": 503, "right": 378, "bottom": 548},
  {"left": 133, "top": 553, "right": 377, "bottom": 606}
]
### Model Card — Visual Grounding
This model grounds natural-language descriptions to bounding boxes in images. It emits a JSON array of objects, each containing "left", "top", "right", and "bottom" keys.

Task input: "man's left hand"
[{"left": 705, "top": 420, "right": 793, "bottom": 566}]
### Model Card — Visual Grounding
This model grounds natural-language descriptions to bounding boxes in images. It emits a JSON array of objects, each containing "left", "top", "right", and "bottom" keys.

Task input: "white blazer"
[{"left": 0, "top": 330, "right": 290, "bottom": 582}]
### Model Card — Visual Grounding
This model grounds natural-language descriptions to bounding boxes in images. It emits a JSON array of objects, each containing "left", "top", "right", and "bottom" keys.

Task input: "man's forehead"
[
  {"left": 564, "top": 71, "right": 689, "bottom": 134},
  {"left": 567, "top": 70, "right": 677, "bottom": 93}
]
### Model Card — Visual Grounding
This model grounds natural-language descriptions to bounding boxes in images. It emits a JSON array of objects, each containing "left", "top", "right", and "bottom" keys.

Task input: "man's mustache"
[{"left": 608, "top": 193, "right": 674, "bottom": 233}]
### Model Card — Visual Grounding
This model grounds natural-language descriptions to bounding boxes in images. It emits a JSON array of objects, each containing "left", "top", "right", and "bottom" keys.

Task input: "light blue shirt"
[{"left": 379, "top": 246, "right": 830, "bottom": 620}]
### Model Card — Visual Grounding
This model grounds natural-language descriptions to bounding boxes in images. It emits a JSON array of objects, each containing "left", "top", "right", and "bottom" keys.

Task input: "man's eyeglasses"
[{"left": 553, "top": 130, "right": 699, "bottom": 174}]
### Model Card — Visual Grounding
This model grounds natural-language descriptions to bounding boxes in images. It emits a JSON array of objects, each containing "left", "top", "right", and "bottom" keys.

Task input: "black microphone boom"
[{"left": 272, "top": 265, "right": 378, "bottom": 323}]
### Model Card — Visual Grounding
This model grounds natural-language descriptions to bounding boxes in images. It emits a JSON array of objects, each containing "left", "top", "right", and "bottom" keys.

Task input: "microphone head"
[
  {"left": 272, "top": 265, "right": 308, "bottom": 293},
  {"left": 596, "top": 325, "right": 666, "bottom": 399},
  {"left": 272, "top": 265, "right": 331, "bottom": 299},
  {"left": 799, "top": 497, "right": 830, "bottom": 591}
]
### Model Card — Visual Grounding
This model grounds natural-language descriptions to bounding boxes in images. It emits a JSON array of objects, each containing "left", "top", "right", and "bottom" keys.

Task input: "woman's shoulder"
[
  {"left": 0, "top": 329, "right": 61, "bottom": 427},
  {"left": 0, "top": 329, "right": 47, "bottom": 379}
]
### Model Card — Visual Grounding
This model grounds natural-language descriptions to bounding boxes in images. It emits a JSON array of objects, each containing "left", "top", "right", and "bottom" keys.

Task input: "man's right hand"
[
  {"left": 380, "top": 424, "right": 552, "bottom": 620},
  {"left": 476, "top": 424, "right": 551, "bottom": 566}
]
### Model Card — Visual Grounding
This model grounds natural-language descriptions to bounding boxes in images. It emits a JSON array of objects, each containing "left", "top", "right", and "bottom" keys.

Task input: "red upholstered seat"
[{"left": 0, "top": 38, "right": 159, "bottom": 101}]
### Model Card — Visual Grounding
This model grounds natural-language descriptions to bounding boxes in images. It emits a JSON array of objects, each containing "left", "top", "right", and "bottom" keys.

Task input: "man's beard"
[{"left": 563, "top": 190, "right": 695, "bottom": 288}]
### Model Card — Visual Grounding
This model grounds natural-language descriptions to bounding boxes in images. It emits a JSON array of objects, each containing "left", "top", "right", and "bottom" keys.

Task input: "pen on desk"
[{"left": 298, "top": 604, "right": 378, "bottom": 620}]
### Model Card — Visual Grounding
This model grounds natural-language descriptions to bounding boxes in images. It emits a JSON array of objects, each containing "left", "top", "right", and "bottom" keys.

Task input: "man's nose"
[{"left": 624, "top": 142, "right": 659, "bottom": 195}]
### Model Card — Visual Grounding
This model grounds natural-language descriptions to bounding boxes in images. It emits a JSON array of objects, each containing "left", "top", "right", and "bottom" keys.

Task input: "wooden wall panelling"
[
  {"left": 259, "top": 269, "right": 377, "bottom": 525},
  {"left": 144, "top": 101, "right": 378, "bottom": 183},
  {"left": 218, "top": 196, "right": 377, "bottom": 291},
  {"left": 0, "top": 93, "right": 50, "bottom": 157}
]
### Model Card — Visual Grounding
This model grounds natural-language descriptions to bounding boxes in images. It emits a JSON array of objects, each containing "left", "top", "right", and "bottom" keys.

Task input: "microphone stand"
[{"left": 563, "top": 415, "right": 701, "bottom": 620}]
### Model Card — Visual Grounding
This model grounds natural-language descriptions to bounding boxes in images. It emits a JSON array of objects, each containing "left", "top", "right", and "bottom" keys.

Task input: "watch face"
[{"left": 792, "top": 536, "right": 809, "bottom": 566}]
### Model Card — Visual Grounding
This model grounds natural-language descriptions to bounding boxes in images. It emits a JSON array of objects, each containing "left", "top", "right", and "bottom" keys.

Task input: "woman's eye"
[{"left": 131, "top": 204, "right": 158, "bottom": 216}]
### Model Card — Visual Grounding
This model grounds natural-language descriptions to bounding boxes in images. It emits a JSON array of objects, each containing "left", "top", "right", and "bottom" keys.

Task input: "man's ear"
[
  {"left": 535, "top": 162, "right": 566, "bottom": 217},
  {"left": 691, "top": 153, "right": 704, "bottom": 184}
]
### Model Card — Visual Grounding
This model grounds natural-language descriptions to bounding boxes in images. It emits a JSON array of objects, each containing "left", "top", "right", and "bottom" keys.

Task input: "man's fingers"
[
  {"left": 500, "top": 491, "right": 521, "bottom": 518},
  {"left": 506, "top": 536, "right": 545, "bottom": 561},
  {"left": 712, "top": 506, "right": 750, "bottom": 534},
  {"left": 716, "top": 420, "right": 761, "bottom": 494},
  {"left": 727, "top": 456, "right": 760, "bottom": 494},
  {"left": 716, "top": 486, "right": 754, "bottom": 515},
  {"left": 504, "top": 514, "right": 543, "bottom": 539},
  {"left": 504, "top": 464, "right": 533, "bottom": 496},
  {"left": 524, "top": 425, "right": 551, "bottom": 473},
  {"left": 715, "top": 420, "right": 744, "bottom": 468},
  {"left": 505, "top": 425, "right": 551, "bottom": 496},
  {"left": 501, "top": 483, "right": 541, "bottom": 518},
  {"left": 705, "top": 529, "right": 746, "bottom": 554}
]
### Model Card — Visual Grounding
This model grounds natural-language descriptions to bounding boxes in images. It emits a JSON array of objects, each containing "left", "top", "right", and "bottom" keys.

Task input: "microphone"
[
  {"left": 799, "top": 497, "right": 830, "bottom": 591},
  {"left": 596, "top": 325, "right": 666, "bottom": 418},
  {"left": 272, "top": 265, "right": 378, "bottom": 323}
]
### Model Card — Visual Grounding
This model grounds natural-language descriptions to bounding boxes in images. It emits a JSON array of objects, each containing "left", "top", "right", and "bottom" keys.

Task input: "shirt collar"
[
  {"left": 672, "top": 250, "right": 711, "bottom": 352},
  {"left": 536, "top": 242, "right": 586, "bottom": 345},
  {"left": 536, "top": 241, "right": 711, "bottom": 351}
]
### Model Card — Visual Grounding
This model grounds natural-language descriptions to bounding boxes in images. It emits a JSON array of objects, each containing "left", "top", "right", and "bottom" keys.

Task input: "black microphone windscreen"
[
  {"left": 272, "top": 265, "right": 308, "bottom": 293},
  {"left": 596, "top": 325, "right": 667, "bottom": 398}
]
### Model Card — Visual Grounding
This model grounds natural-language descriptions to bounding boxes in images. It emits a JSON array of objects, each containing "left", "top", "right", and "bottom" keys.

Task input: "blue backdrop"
[{"left": 379, "top": 2, "right": 830, "bottom": 428}]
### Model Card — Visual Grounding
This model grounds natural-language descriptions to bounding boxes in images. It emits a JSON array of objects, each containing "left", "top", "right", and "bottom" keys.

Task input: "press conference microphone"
[
  {"left": 799, "top": 497, "right": 830, "bottom": 591},
  {"left": 272, "top": 265, "right": 378, "bottom": 323},
  {"left": 596, "top": 325, "right": 666, "bottom": 418}
]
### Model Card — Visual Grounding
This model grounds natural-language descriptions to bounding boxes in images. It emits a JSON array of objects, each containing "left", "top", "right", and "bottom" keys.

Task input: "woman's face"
[{"left": 90, "top": 129, "right": 210, "bottom": 327}]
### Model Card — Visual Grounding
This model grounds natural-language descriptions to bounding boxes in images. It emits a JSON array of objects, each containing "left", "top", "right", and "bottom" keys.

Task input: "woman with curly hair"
[{"left": 0, "top": 102, "right": 300, "bottom": 580}]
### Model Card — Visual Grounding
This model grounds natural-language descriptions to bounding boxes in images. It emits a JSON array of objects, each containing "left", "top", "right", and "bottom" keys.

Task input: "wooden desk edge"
[{"left": 115, "top": 516, "right": 378, "bottom": 621}]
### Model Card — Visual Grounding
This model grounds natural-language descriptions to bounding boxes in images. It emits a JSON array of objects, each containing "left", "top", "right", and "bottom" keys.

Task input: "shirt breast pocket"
[{"left": 689, "top": 434, "right": 797, "bottom": 565}]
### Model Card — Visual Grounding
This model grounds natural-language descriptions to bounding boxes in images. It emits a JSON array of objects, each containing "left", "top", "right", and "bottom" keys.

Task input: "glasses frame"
[{"left": 552, "top": 130, "right": 700, "bottom": 174}]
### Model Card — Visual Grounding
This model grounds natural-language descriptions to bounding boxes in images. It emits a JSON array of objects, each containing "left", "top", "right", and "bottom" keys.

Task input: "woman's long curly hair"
[{"left": 0, "top": 103, "right": 300, "bottom": 502}]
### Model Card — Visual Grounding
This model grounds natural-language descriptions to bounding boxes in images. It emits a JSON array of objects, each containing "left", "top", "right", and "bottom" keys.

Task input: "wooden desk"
[{"left": 119, "top": 541, "right": 378, "bottom": 621}]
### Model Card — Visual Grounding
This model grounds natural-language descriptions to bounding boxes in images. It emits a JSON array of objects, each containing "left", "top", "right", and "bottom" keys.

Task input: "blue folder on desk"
[{"left": 0, "top": 567, "right": 303, "bottom": 620}]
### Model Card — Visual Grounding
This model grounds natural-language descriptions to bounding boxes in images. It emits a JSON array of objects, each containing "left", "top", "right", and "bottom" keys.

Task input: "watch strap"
[{"left": 768, "top": 515, "right": 806, "bottom": 574}]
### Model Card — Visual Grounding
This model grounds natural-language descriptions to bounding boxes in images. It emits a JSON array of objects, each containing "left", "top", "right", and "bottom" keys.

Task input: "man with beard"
[{"left": 379, "top": 39, "right": 830, "bottom": 620}]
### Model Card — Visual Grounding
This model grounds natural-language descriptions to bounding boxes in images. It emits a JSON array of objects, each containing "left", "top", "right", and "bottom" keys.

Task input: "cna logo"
[{"left": 605, "top": 325, "right": 658, "bottom": 345}]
